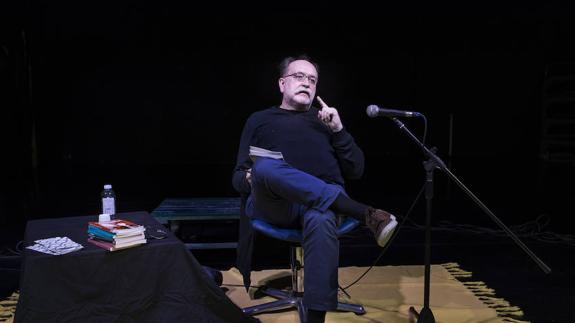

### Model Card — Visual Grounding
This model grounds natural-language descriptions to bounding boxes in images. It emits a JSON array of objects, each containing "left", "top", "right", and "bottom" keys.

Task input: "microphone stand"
[{"left": 388, "top": 117, "right": 551, "bottom": 323}]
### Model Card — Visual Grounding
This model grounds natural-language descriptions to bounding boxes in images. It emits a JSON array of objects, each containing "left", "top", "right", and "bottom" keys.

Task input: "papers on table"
[{"left": 27, "top": 237, "right": 84, "bottom": 255}]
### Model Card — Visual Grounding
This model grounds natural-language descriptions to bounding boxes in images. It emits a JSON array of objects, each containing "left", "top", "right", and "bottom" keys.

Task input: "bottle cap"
[
  {"left": 104, "top": 184, "right": 112, "bottom": 189},
  {"left": 99, "top": 213, "right": 111, "bottom": 222}
]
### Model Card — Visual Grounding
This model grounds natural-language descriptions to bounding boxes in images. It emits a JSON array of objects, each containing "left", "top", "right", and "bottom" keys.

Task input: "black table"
[{"left": 14, "top": 211, "right": 255, "bottom": 323}]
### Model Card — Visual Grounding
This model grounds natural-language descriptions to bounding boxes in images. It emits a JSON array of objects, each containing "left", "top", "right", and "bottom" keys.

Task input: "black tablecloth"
[{"left": 14, "top": 212, "right": 256, "bottom": 323}]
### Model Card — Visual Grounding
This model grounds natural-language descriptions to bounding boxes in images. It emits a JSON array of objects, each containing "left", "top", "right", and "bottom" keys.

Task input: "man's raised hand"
[{"left": 316, "top": 96, "right": 343, "bottom": 132}]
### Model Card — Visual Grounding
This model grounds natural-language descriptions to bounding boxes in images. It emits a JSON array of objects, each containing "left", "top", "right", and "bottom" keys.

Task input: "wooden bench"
[{"left": 151, "top": 197, "right": 241, "bottom": 250}]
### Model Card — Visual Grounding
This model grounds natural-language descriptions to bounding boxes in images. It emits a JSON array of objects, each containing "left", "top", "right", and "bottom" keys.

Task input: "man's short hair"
[{"left": 278, "top": 55, "right": 320, "bottom": 78}]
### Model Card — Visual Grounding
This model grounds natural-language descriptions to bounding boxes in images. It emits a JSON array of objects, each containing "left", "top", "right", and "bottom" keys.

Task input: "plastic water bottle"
[{"left": 101, "top": 184, "right": 116, "bottom": 216}]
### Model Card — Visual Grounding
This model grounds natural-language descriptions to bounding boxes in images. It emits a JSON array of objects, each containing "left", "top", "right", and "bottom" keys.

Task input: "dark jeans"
[{"left": 245, "top": 157, "right": 343, "bottom": 311}]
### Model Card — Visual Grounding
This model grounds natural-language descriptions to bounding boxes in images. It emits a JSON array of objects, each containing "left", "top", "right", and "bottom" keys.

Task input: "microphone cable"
[
  {"left": 421, "top": 114, "right": 428, "bottom": 146},
  {"left": 340, "top": 180, "right": 426, "bottom": 293},
  {"left": 339, "top": 112, "right": 430, "bottom": 293}
]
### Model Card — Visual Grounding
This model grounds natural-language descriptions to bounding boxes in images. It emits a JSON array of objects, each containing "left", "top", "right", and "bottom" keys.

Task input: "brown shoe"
[{"left": 365, "top": 208, "right": 398, "bottom": 247}]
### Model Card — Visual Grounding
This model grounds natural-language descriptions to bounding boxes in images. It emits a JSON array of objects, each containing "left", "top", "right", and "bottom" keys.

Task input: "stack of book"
[{"left": 87, "top": 219, "right": 147, "bottom": 251}]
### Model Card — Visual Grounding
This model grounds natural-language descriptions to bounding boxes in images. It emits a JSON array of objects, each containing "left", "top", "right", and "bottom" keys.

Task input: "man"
[{"left": 232, "top": 55, "right": 397, "bottom": 323}]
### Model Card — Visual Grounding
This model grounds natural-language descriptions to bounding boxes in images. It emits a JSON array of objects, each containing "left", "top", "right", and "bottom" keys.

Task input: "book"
[
  {"left": 86, "top": 219, "right": 148, "bottom": 251},
  {"left": 88, "top": 225, "right": 144, "bottom": 240},
  {"left": 88, "top": 232, "right": 146, "bottom": 246},
  {"left": 249, "top": 146, "right": 284, "bottom": 161},
  {"left": 113, "top": 232, "right": 146, "bottom": 245},
  {"left": 87, "top": 237, "right": 146, "bottom": 251},
  {"left": 88, "top": 219, "right": 145, "bottom": 237},
  {"left": 87, "top": 226, "right": 116, "bottom": 240}
]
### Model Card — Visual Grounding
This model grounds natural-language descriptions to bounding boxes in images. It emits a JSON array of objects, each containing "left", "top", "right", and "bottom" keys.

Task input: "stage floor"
[{"left": 1, "top": 217, "right": 574, "bottom": 322}]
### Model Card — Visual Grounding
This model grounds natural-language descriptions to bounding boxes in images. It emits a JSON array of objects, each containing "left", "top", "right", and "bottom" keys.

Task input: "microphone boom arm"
[{"left": 390, "top": 117, "right": 551, "bottom": 274}]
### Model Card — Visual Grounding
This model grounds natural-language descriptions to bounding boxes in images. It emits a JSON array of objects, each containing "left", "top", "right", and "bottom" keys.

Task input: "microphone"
[{"left": 366, "top": 105, "right": 422, "bottom": 118}]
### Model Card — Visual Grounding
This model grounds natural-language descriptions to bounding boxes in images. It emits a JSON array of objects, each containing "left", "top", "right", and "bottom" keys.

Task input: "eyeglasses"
[{"left": 283, "top": 72, "right": 318, "bottom": 86}]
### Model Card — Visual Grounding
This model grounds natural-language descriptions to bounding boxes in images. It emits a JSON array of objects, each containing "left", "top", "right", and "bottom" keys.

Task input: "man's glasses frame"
[{"left": 283, "top": 72, "right": 318, "bottom": 86}]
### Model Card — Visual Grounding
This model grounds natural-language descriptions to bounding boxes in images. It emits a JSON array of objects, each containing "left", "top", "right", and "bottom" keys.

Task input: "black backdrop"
[{"left": 1, "top": 1, "right": 574, "bottom": 231}]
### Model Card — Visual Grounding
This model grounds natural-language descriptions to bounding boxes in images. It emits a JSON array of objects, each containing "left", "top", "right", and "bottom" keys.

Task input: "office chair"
[{"left": 242, "top": 216, "right": 366, "bottom": 322}]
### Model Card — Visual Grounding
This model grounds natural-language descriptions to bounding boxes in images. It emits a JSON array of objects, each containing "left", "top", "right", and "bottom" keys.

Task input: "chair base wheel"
[{"left": 243, "top": 287, "right": 366, "bottom": 323}]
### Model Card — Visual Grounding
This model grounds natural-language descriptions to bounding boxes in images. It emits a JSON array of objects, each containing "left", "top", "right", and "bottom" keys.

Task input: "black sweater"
[{"left": 232, "top": 106, "right": 365, "bottom": 194}]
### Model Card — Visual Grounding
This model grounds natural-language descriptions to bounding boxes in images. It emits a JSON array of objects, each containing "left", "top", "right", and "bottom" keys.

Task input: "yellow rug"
[
  {"left": 222, "top": 263, "right": 529, "bottom": 323},
  {"left": 0, "top": 292, "right": 16, "bottom": 323}
]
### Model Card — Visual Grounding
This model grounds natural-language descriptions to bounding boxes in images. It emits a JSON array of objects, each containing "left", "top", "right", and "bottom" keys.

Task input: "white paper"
[{"left": 27, "top": 237, "right": 84, "bottom": 255}]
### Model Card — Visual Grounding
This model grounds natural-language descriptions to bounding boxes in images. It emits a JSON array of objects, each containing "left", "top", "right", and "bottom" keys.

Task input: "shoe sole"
[{"left": 376, "top": 215, "right": 398, "bottom": 247}]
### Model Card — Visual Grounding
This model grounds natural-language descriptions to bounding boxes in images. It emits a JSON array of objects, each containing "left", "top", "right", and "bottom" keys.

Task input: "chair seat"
[{"left": 250, "top": 217, "right": 360, "bottom": 243}]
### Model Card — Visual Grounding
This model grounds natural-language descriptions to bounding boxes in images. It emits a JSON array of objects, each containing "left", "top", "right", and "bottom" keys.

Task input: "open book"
[{"left": 249, "top": 146, "right": 284, "bottom": 161}]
